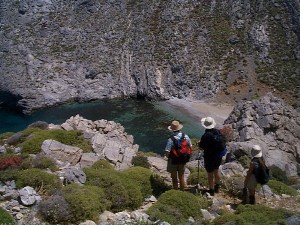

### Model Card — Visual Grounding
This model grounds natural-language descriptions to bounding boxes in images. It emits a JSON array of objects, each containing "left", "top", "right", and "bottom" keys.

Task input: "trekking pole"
[{"left": 197, "top": 150, "right": 202, "bottom": 191}]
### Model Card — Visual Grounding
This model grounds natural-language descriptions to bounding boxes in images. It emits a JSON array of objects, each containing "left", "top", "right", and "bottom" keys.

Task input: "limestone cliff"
[
  {"left": 0, "top": 0, "right": 299, "bottom": 113},
  {"left": 224, "top": 93, "right": 300, "bottom": 176}
]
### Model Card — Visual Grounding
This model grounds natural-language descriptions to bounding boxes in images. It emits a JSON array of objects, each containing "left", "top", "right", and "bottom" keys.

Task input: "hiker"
[
  {"left": 198, "top": 117, "right": 225, "bottom": 196},
  {"left": 243, "top": 144, "right": 267, "bottom": 204},
  {"left": 165, "top": 120, "right": 192, "bottom": 190}
]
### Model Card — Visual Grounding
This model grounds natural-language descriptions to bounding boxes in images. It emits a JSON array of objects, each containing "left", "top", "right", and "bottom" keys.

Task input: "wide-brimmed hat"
[
  {"left": 251, "top": 145, "right": 262, "bottom": 158},
  {"left": 168, "top": 120, "right": 183, "bottom": 131},
  {"left": 201, "top": 117, "right": 216, "bottom": 129}
]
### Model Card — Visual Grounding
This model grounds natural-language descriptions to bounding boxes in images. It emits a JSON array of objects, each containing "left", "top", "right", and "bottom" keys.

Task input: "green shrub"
[
  {"left": 0, "top": 169, "right": 19, "bottom": 182},
  {"left": 62, "top": 183, "right": 108, "bottom": 223},
  {"left": 39, "top": 194, "right": 72, "bottom": 224},
  {"left": 132, "top": 153, "right": 151, "bottom": 168},
  {"left": 187, "top": 167, "right": 208, "bottom": 186},
  {"left": 122, "top": 167, "right": 153, "bottom": 198},
  {"left": 147, "top": 190, "right": 210, "bottom": 225},
  {"left": 212, "top": 204, "right": 295, "bottom": 225},
  {"left": 269, "top": 165, "right": 288, "bottom": 184},
  {"left": 16, "top": 168, "right": 61, "bottom": 194},
  {"left": 32, "top": 155, "right": 58, "bottom": 171},
  {"left": 0, "top": 207, "right": 15, "bottom": 224},
  {"left": 268, "top": 180, "right": 298, "bottom": 196},
  {"left": 19, "top": 129, "right": 92, "bottom": 154},
  {"left": 90, "top": 159, "right": 114, "bottom": 170},
  {"left": 150, "top": 174, "right": 172, "bottom": 197},
  {"left": 85, "top": 168, "right": 143, "bottom": 212},
  {"left": 238, "top": 155, "right": 251, "bottom": 169},
  {"left": 0, "top": 132, "right": 14, "bottom": 145}
]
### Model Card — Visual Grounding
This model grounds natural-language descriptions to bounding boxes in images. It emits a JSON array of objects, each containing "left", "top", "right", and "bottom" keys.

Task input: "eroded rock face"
[
  {"left": 225, "top": 93, "right": 300, "bottom": 176},
  {"left": 2, "top": 1, "right": 299, "bottom": 113}
]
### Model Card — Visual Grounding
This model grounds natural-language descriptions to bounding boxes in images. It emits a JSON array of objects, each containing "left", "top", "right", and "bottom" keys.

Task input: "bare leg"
[
  {"left": 171, "top": 171, "right": 179, "bottom": 189},
  {"left": 178, "top": 172, "right": 185, "bottom": 190},
  {"left": 207, "top": 172, "right": 214, "bottom": 190},
  {"left": 214, "top": 169, "right": 220, "bottom": 184}
]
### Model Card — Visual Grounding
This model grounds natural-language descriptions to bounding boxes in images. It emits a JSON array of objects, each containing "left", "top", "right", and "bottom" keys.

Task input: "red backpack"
[{"left": 170, "top": 133, "right": 191, "bottom": 164}]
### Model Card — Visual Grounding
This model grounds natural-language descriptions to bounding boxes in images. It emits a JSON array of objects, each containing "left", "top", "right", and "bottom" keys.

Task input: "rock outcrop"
[
  {"left": 0, "top": 1, "right": 299, "bottom": 113},
  {"left": 56, "top": 114, "right": 139, "bottom": 170},
  {"left": 224, "top": 93, "right": 300, "bottom": 176}
]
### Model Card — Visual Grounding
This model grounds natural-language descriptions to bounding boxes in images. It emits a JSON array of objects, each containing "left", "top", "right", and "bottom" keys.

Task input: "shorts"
[
  {"left": 204, "top": 156, "right": 222, "bottom": 173},
  {"left": 167, "top": 160, "right": 185, "bottom": 175},
  {"left": 246, "top": 174, "right": 257, "bottom": 189}
]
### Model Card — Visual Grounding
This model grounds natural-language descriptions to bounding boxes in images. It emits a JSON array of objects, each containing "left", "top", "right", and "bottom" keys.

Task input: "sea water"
[{"left": 0, "top": 99, "right": 204, "bottom": 154}]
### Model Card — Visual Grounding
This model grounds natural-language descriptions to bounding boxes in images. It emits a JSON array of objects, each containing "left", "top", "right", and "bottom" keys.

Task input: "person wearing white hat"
[
  {"left": 243, "top": 144, "right": 267, "bottom": 204},
  {"left": 165, "top": 120, "right": 192, "bottom": 190},
  {"left": 198, "top": 117, "right": 226, "bottom": 196}
]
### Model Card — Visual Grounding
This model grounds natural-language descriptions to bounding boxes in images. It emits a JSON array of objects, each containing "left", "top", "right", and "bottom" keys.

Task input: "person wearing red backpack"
[{"left": 165, "top": 120, "right": 192, "bottom": 190}]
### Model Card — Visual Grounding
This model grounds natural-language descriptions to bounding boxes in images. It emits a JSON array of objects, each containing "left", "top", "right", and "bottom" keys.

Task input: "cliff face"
[{"left": 0, "top": 0, "right": 299, "bottom": 113}]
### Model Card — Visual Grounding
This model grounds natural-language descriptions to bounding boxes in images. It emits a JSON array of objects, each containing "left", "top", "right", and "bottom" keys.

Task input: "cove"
[{"left": 0, "top": 99, "right": 204, "bottom": 155}]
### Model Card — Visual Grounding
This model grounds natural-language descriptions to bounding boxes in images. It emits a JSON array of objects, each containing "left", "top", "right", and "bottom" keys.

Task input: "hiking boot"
[
  {"left": 214, "top": 183, "right": 220, "bottom": 193},
  {"left": 208, "top": 189, "right": 215, "bottom": 196},
  {"left": 201, "top": 189, "right": 215, "bottom": 196},
  {"left": 249, "top": 195, "right": 255, "bottom": 204}
]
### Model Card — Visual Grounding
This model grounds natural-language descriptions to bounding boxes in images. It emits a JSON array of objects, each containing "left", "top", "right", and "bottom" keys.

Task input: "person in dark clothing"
[
  {"left": 244, "top": 144, "right": 266, "bottom": 204},
  {"left": 198, "top": 117, "right": 223, "bottom": 196}
]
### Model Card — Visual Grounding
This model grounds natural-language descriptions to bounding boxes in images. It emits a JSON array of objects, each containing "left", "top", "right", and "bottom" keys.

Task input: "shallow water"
[{"left": 0, "top": 99, "right": 204, "bottom": 154}]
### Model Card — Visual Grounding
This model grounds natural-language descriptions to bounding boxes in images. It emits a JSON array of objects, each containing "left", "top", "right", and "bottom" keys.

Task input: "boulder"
[
  {"left": 41, "top": 139, "right": 83, "bottom": 166},
  {"left": 18, "top": 186, "right": 41, "bottom": 206}
]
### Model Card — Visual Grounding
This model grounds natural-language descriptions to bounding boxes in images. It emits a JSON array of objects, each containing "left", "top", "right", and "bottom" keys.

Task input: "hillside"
[{"left": 0, "top": 0, "right": 299, "bottom": 113}]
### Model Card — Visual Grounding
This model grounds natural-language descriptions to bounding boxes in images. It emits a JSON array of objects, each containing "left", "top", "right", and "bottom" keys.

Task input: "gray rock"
[
  {"left": 79, "top": 220, "right": 97, "bottom": 225},
  {"left": 225, "top": 93, "right": 300, "bottom": 176},
  {"left": 41, "top": 139, "right": 83, "bottom": 166},
  {"left": 60, "top": 166, "right": 86, "bottom": 184},
  {"left": 18, "top": 186, "right": 41, "bottom": 206}
]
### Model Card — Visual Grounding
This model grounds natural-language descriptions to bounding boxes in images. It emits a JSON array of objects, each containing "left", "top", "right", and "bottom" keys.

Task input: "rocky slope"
[
  {"left": 0, "top": 0, "right": 299, "bottom": 113},
  {"left": 224, "top": 93, "right": 300, "bottom": 176}
]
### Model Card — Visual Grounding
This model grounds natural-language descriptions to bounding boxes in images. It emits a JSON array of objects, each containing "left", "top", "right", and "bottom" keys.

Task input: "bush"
[
  {"left": 212, "top": 204, "right": 295, "bottom": 225},
  {"left": 90, "top": 159, "right": 114, "bottom": 170},
  {"left": 85, "top": 168, "right": 143, "bottom": 212},
  {"left": 0, "top": 169, "right": 19, "bottom": 182},
  {"left": 0, "top": 207, "right": 15, "bottom": 224},
  {"left": 0, "top": 155, "right": 23, "bottom": 170},
  {"left": 32, "top": 154, "right": 58, "bottom": 171},
  {"left": 39, "top": 194, "right": 72, "bottom": 224},
  {"left": 238, "top": 155, "right": 251, "bottom": 169},
  {"left": 187, "top": 167, "right": 208, "bottom": 187},
  {"left": 19, "top": 129, "right": 92, "bottom": 154},
  {"left": 150, "top": 174, "right": 172, "bottom": 197},
  {"left": 0, "top": 132, "right": 14, "bottom": 145},
  {"left": 132, "top": 153, "right": 151, "bottom": 168},
  {"left": 122, "top": 167, "right": 153, "bottom": 198},
  {"left": 268, "top": 180, "right": 298, "bottom": 196},
  {"left": 147, "top": 190, "right": 210, "bottom": 225},
  {"left": 269, "top": 165, "right": 288, "bottom": 184},
  {"left": 62, "top": 183, "right": 108, "bottom": 223},
  {"left": 16, "top": 168, "right": 61, "bottom": 195}
]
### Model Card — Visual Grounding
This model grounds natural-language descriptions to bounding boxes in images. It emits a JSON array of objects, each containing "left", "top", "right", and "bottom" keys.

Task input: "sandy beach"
[{"left": 164, "top": 98, "right": 234, "bottom": 126}]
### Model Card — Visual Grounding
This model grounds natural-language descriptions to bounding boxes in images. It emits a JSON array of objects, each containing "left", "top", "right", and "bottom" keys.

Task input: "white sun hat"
[
  {"left": 251, "top": 145, "right": 263, "bottom": 158},
  {"left": 201, "top": 117, "right": 216, "bottom": 129}
]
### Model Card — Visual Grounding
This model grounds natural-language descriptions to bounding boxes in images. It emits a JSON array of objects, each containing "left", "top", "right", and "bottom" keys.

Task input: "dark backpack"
[
  {"left": 170, "top": 133, "right": 191, "bottom": 164},
  {"left": 253, "top": 158, "right": 270, "bottom": 185},
  {"left": 209, "top": 129, "right": 226, "bottom": 154}
]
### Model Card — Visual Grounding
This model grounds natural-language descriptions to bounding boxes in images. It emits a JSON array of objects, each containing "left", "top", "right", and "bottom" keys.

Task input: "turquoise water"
[{"left": 0, "top": 99, "right": 204, "bottom": 154}]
